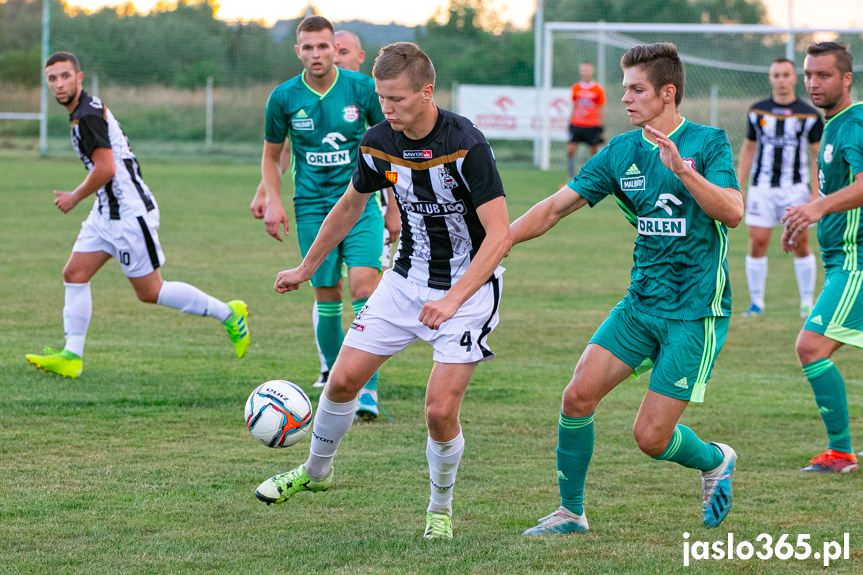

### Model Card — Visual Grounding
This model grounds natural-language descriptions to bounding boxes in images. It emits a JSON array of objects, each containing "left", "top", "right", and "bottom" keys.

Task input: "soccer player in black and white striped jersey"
[
  {"left": 254, "top": 42, "right": 511, "bottom": 540},
  {"left": 26, "top": 52, "right": 250, "bottom": 379},
  {"left": 738, "top": 58, "right": 823, "bottom": 319}
]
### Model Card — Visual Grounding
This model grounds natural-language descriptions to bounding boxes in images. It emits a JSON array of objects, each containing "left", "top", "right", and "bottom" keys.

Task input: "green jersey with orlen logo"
[
  {"left": 265, "top": 68, "right": 385, "bottom": 218},
  {"left": 815, "top": 102, "right": 863, "bottom": 272},
  {"left": 570, "top": 119, "right": 740, "bottom": 320}
]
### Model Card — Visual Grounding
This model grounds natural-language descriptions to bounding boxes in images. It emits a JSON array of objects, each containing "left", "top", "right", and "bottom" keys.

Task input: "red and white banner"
[{"left": 456, "top": 85, "right": 571, "bottom": 141}]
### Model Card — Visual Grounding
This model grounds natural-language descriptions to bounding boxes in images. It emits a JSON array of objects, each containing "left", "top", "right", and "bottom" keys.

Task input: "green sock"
[
  {"left": 557, "top": 412, "right": 594, "bottom": 516},
  {"left": 352, "top": 298, "right": 377, "bottom": 392},
  {"left": 315, "top": 301, "right": 344, "bottom": 372},
  {"left": 803, "top": 358, "right": 852, "bottom": 453},
  {"left": 652, "top": 424, "right": 723, "bottom": 471}
]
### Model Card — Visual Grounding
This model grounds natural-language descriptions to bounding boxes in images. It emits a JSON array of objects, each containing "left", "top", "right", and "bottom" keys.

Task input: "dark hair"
[
  {"left": 296, "top": 16, "right": 334, "bottom": 38},
  {"left": 620, "top": 42, "right": 684, "bottom": 106},
  {"left": 45, "top": 51, "right": 80, "bottom": 72},
  {"left": 807, "top": 42, "right": 853, "bottom": 76},
  {"left": 373, "top": 42, "right": 435, "bottom": 91},
  {"left": 771, "top": 57, "right": 795, "bottom": 67}
]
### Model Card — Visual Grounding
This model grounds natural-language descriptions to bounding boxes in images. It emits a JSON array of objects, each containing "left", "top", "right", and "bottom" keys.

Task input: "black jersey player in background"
[
  {"left": 26, "top": 52, "right": 249, "bottom": 378},
  {"left": 737, "top": 58, "right": 823, "bottom": 319}
]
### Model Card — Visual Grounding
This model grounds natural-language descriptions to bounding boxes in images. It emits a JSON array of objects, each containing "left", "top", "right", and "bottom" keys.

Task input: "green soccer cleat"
[
  {"left": 424, "top": 512, "right": 453, "bottom": 540},
  {"left": 523, "top": 506, "right": 589, "bottom": 535},
  {"left": 255, "top": 464, "right": 333, "bottom": 505},
  {"left": 223, "top": 300, "right": 249, "bottom": 358},
  {"left": 25, "top": 348, "right": 82, "bottom": 378}
]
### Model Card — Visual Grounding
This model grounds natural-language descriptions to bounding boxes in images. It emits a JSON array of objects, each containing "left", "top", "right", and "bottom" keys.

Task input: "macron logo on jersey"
[{"left": 404, "top": 150, "right": 433, "bottom": 160}]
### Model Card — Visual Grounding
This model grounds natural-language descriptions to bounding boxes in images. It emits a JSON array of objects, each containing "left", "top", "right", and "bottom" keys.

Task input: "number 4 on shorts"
[{"left": 460, "top": 331, "right": 472, "bottom": 351}]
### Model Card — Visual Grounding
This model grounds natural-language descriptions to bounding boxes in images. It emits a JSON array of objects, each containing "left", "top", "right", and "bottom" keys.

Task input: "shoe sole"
[
  {"left": 25, "top": 358, "right": 80, "bottom": 378},
  {"left": 254, "top": 490, "right": 282, "bottom": 505},
  {"left": 800, "top": 464, "right": 858, "bottom": 473},
  {"left": 355, "top": 409, "right": 378, "bottom": 422}
]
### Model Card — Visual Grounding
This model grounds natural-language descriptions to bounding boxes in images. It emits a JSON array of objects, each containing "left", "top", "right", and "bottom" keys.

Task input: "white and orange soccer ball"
[{"left": 244, "top": 380, "right": 312, "bottom": 448}]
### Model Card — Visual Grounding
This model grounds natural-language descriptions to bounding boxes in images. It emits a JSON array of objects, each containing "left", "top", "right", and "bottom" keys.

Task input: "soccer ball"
[{"left": 244, "top": 380, "right": 313, "bottom": 448}]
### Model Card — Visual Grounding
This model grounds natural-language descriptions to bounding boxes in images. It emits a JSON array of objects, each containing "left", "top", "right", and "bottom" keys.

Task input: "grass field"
[{"left": 1, "top": 152, "right": 861, "bottom": 574}]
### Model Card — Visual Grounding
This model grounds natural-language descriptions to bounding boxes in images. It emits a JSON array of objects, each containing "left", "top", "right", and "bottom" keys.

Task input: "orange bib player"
[{"left": 567, "top": 62, "right": 606, "bottom": 178}]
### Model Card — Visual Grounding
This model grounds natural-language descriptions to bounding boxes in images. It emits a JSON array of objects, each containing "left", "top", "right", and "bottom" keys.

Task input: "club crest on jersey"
[
  {"left": 437, "top": 165, "right": 458, "bottom": 189},
  {"left": 403, "top": 150, "right": 433, "bottom": 160},
  {"left": 681, "top": 157, "right": 696, "bottom": 170},
  {"left": 385, "top": 171, "right": 398, "bottom": 184},
  {"left": 823, "top": 144, "right": 834, "bottom": 163},
  {"left": 343, "top": 105, "right": 359, "bottom": 122}
]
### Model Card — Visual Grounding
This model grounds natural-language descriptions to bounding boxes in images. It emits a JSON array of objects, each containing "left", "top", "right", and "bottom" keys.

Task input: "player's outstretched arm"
[
  {"left": 260, "top": 140, "right": 291, "bottom": 241},
  {"left": 510, "top": 184, "right": 588, "bottom": 247},
  {"left": 645, "top": 125, "right": 743, "bottom": 227},
  {"left": 418, "top": 196, "right": 511, "bottom": 330},
  {"left": 782, "top": 173, "right": 863, "bottom": 252},
  {"left": 54, "top": 146, "right": 114, "bottom": 213},
  {"left": 274, "top": 182, "right": 368, "bottom": 294}
]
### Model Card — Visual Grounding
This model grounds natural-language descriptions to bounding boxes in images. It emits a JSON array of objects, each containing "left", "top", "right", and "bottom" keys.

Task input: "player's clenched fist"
[{"left": 274, "top": 267, "right": 309, "bottom": 294}]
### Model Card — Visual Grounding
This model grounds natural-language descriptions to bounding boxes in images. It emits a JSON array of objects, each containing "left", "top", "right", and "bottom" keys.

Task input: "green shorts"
[
  {"left": 297, "top": 207, "right": 383, "bottom": 288},
  {"left": 804, "top": 269, "right": 863, "bottom": 348},
  {"left": 589, "top": 296, "right": 729, "bottom": 403}
]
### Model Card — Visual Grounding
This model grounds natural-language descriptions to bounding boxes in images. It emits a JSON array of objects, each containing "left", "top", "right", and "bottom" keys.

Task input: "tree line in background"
[{"left": 0, "top": 0, "right": 767, "bottom": 89}]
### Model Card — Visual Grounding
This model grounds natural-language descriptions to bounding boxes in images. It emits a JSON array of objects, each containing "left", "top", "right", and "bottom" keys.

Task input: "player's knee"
[
  {"left": 62, "top": 265, "right": 88, "bottom": 284},
  {"left": 633, "top": 427, "right": 667, "bottom": 457},
  {"left": 795, "top": 332, "right": 822, "bottom": 365},
  {"left": 562, "top": 383, "right": 598, "bottom": 417}
]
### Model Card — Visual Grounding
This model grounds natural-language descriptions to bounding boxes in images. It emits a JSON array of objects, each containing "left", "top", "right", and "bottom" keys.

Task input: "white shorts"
[
  {"left": 745, "top": 182, "right": 810, "bottom": 228},
  {"left": 343, "top": 269, "right": 503, "bottom": 364},
  {"left": 74, "top": 209, "right": 165, "bottom": 278}
]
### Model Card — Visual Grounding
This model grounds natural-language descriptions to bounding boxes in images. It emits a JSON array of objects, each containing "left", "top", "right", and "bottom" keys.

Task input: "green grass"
[{"left": 1, "top": 153, "right": 861, "bottom": 574}]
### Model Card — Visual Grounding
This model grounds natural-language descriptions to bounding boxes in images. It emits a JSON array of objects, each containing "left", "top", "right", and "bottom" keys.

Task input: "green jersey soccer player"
[
  {"left": 254, "top": 16, "right": 386, "bottom": 419},
  {"left": 511, "top": 43, "right": 744, "bottom": 534},
  {"left": 782, "top": 42, "right": 863, "bottom": 473}
]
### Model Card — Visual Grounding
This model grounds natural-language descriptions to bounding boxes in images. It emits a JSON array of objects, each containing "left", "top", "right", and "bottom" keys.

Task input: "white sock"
[
  {"left": 156, "top": 281, "right": 231, "bottom": 322},
  {"left": 794, "top": 254, "right": 816, "bottom": 309},
  {"left": 745, "top": 255, "right": 767, "bottom": 309},
  {"left": 305, "top": 392, "right": 357, "bottom": 480},
  {"left": 63, "top": 282, "right": 91, "bottom": 357},
  {"left": 426, "top": 429, "right": 465, "bottom": 515},
  {"left": 312, "top": 303, "right": 328, "bottom": 373}
]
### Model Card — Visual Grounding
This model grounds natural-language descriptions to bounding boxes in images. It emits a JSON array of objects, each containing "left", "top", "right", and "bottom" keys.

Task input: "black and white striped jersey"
[
  {"left": 352, "top": 108, "right": 505, "bottom": 290},
  {"left": 745, "top": 97, "right": 823, "bottom": 188},
  {"left": 69, "top": 91, "right": 156, "bottom": 220}
]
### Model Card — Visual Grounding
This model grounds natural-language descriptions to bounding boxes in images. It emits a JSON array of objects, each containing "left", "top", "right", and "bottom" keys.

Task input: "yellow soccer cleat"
[
  {"left": 223, "top": 300, "right": 250, "bottom": 358},
  {"left": 25, "top": 348, "right": 82, "bottom": 378}
]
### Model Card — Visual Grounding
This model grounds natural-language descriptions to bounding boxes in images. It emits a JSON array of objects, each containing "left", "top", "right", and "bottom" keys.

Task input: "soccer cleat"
[
  {"left": 355, "top": 388, "right": 379, "bottom": 422},
  {"left": 312, "top": 371, "right": 329, "bottom": 389},
  {"left": 25, "top": 348, "right": 82, "bottom": 378},
  {"left": 741, "top": 303, "right": 763, "bottom": 318},
  {"left": 800, "top": 449, "right": 858, "bottom": 473},
  {"left": 800, "top": 304, "right": 813, "bottom": 319},
  {"left": 424, "top": 512, "right": 453, "bottom": 539},
  {"left": 255, "top": 464, "right": 333, "bottom": 505},
  {"left": 522, "top": 506, "right": 589, "bottom": 535},
  {"left": 701, "top": 442, "right": 736, "bottom": 528},
  {"left": 223, "top": 300, "right": 249, "bottom": 358}
]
